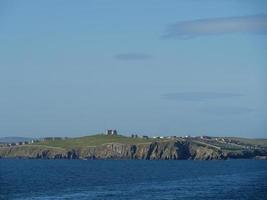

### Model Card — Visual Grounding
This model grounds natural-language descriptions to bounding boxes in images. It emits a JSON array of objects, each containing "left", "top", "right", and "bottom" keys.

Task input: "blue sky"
[{"left": 0, "top": 0, "right": 267, "bottom": 138}]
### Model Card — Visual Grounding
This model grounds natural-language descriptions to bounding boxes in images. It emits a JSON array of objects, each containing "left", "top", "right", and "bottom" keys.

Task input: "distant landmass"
[
  {"left": 0, "top": 137, "right": 34, "bottom": 144},
  {"left": 0, "top": 134, "right": 266, "bottom": 160}
]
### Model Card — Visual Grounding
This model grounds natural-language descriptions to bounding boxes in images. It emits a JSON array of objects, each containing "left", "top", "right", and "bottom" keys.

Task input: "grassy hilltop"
[
  {"left": 34, "top": 134, "right": 159, "bottom": 149},
  {"left": 32, "top": 134, "right": 267, "bottom": 151},
  {"left": 1, "top": 134, "right": 267, "bottom": 160}
]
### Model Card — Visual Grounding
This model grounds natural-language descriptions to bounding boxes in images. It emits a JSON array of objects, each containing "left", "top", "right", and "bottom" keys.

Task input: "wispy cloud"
[
  {"left": 115, "top": 53, "right": 151, "bottom": 61},
  {"left": 162, "top": 14, "right": 267, "bottom": 39},
  {"left": 201, "top": 106, "right": 254, "bottom": 115},
  {"left": 162, "top": 92, "right": 243, "bottom": 101}
]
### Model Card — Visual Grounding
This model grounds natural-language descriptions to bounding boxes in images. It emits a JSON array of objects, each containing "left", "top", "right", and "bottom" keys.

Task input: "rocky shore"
[{"left": 0, "top": 140, "right": 266, "bottom": 160}]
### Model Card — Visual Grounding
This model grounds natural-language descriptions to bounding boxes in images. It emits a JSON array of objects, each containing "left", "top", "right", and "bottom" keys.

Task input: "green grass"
[
  {"left": 0, "top": 145, "right": 65, "bottom": 157},
  {"left": 189, "top": 137, "right": 267, "bottom": 151},
  {"left": 32, "top": 134, "right": 158, "bottom": 150},
  {"left": 28, "top": 134, "right": 267, "bottom": 151},
  {"left": 225, "top": 137, "right": 267, "bottom": 147},
  {"left": 190, "top": 140, "right": 221, "bottom": 150},
  {"left": 201, "top": 140, "right": 243, "bottom": 150}
]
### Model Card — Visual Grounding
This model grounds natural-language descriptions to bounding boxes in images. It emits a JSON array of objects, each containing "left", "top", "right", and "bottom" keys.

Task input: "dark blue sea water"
[{"left": 0, "top": 160, "right": 267, "bottom": 200}]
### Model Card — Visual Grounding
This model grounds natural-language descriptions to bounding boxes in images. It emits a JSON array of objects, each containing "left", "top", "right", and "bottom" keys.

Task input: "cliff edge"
[{"left": 1, "top": 135, "right": 266, "bottom": 160}]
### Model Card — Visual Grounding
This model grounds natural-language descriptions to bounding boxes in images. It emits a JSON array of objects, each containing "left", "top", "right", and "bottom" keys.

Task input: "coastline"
[{"left": 1, "top": 138, "right": 266, "bottom": 160}]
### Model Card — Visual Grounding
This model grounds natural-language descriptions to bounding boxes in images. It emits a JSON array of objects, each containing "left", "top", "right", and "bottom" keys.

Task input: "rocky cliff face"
[
  {"left": 78, "top": 141, "right": 193, "bottom": 160},
  {"left": 223, "top": 149, "right": 267, "bottom": 159},
  {"left": 0, "top": 140, "right": 266, "bottom": 160}
]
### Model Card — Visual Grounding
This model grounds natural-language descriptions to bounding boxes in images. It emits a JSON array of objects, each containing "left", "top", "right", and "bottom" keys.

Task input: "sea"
[{"left": 0, "top": 159, "right": 267, "bottom": 200}]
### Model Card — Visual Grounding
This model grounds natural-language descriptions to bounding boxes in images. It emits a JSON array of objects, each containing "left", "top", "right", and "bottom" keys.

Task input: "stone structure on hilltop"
[{"left": 106, "top": 129, "right": 118, "bottom": 135}]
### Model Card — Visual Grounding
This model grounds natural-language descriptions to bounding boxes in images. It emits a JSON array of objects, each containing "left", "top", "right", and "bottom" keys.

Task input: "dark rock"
[{"left": 1, "top": 140, "right": 266, "bottom": 160}]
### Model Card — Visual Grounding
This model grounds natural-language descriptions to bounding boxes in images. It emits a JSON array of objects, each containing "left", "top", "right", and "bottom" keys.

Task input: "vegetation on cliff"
[
  {"left": 35, "top": 134, "right": 158, "bottom": 149},
  {"left": 0, "top": 134, "right": 266, "bottom": 160}
]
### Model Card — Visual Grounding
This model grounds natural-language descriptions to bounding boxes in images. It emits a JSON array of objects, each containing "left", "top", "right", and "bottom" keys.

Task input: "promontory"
[{"left": 0, "top": 134, "right": 266, "bottom": 160}]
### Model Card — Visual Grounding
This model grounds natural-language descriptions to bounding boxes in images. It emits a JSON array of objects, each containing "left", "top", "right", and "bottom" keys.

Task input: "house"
[
  {"left": 29, "top": 139, "right": 39, "bottom": 143},
  {"left": 142, "top": 136, "right": 149, "bottom": 139},
  {"left": 202, "top": 136, "right": 212, "bottom": 140},
  {"left": 106, "top": 129, "right": 118, "bottom": 135},
  {"left": 131, "top": 134, "right": 138, "bottom": 138},
  {"left": 168, "top": 136, "right": 177, "bottom": 139}
]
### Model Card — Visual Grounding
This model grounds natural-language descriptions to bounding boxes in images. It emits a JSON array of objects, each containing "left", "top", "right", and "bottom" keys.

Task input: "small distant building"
[
  {"left": 215, "top": 138, "right": 225, "bottom": 143},
  {"left": 202, "top": 136, "right": 212, "bottom": 140},
  {"left": 142, "top": 136, "right": 149, "bottom": 139},
  {"left": 30, "top": 139, "right": 39, "bottom": 143},
  {"left": 131, "top": 134, "right": 138, "bottom": 138},
  {"left": 168, "top": 136, "right": 177, "bottom": 139},
  {"left": 106, "top": 129, "right": 118, "bottom": 135}
]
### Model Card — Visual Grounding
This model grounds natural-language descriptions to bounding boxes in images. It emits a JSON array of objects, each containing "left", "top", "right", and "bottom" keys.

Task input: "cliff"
[{"left": 1, "top": 139, "right": 266, "bottom": 160}]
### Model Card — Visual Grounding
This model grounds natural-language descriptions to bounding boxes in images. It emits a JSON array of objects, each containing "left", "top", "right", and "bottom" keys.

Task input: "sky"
[{"left": 0, "top": 0, "right": 267, "bottom": 138}]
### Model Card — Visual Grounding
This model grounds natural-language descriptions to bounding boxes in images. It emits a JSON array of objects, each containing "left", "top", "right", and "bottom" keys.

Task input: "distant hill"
[
  {"left": 0, "top": 134, "right": 266, "bottom": 160},
  {"left": 0, "top": 137, "right": 34, "bottom": 144}
]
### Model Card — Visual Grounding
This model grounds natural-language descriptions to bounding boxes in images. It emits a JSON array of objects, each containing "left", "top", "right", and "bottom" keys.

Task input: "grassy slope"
[
  {"left": 33, "top": 134, "right": 158, "bottom": 150},
  {"left": 187, "top": 137, "right": 267, "bottom": 152},
  {"left": 225, "top": 137, "right": 267, "bottom": 147},
  {"left": 26, "top": 134, "right": 267, "bottom": 151},
  {"left": 0, "top": 145, "right": 65, "bottom": 157}
]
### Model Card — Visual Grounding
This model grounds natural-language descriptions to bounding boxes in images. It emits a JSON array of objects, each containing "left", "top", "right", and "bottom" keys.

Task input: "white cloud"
[{"left": 163, "top": 14, "right": 267, "bottom": 39}]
